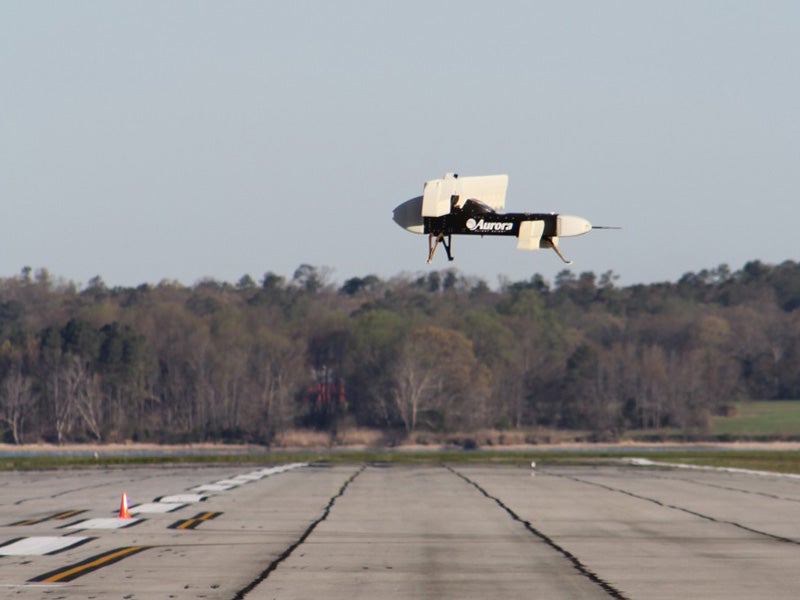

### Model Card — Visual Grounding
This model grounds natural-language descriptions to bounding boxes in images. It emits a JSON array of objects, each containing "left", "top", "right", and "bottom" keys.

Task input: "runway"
[{"left": 1, "top": 461, "right": 799, "bottom": 599}]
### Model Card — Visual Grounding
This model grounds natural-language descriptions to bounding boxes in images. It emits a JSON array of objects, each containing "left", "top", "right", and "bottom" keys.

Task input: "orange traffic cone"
[{"left": 118, "top": 492, "right": 131, "bottom": 519}]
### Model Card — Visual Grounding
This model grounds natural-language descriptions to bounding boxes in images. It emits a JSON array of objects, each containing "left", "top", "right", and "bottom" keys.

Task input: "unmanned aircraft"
[{"left": 393, "top": 173, "right": 615, "bottom": 264}]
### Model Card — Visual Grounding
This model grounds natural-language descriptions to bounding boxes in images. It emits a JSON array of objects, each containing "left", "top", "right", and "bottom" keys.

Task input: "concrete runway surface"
[{"left": 1, "top": 462, "right": 799, "bottom": 599}]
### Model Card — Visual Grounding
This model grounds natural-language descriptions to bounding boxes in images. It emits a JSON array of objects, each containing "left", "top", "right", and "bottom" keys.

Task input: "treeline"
[{"left": 1, "top": 260, "right": 800, "bottom": 445}]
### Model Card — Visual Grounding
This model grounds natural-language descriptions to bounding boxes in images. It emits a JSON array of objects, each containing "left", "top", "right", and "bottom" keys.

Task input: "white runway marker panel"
[
  {"left": 190, "top": 483, "right": 237, "bottom": 492},
  {"left": 130, "top": 502, "right": 186, "bottom": 514},
  {"left": 229, "top": 474, "right": 263, "bottom": 483},
  {"left": 0, "top": 536, "right": 93, "bottom": 556},
  {"left": 212, "top": 479, "right": 246, "bottom": 487},
  {"left": 187, "top": 463, "right": 309, "bottom": 494},
  {"left": 65, "top": 518, "right": 142, "bottom": 530},
  {"left": 257, "top": 463, "right": 308, "bottom": 476},
  {"left": 157, "top": 493, "right": 207, "bottom": 504},
  {"left": 626, "top": 457, "right": 800, "bottom": 479}
]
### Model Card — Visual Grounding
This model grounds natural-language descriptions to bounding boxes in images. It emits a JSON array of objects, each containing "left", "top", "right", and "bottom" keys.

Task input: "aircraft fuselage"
[{"left": 425, "top": 212, "right": 559, "bottom": 238}]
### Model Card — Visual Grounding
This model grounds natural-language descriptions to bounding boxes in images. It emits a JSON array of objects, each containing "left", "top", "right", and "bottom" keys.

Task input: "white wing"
[{"left": 421, "top": 173, "right": 508, "bottom": 217}]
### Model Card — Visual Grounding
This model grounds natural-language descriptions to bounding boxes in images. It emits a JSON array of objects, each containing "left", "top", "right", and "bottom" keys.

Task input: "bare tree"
[
  {"left": 0, "top": 364, "right": 34, "bottom": 444},
  {"left": 391, "top": 326, "right": 489, "bottom": 434},
  {"left": 51, "top": 365, "right": 72, "bottom": 445},
  {"left": 64, "top": 355, "right": 103, "bottom": 441},
  {"left": 248, "top": 328, "right": 305, "bottom": 442},
  {"left": 391, "top": 341, "right": 436, "bottom": 434}
]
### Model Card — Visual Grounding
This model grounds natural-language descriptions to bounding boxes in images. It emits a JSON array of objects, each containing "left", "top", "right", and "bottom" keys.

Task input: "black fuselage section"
[{"left": 423, "top": 199, "right": 557, "bottom": 238}]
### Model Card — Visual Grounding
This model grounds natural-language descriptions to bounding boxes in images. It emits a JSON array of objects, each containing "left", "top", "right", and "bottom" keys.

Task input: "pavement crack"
[
  {"left": 230, "top": 465, "right": 365, "bottom": 600},
  {"left": 559, "top": 473, "right": 800, "bottom": 546},
  {"left": 447, "top": 466, "right": 630, "bottom": 600}
]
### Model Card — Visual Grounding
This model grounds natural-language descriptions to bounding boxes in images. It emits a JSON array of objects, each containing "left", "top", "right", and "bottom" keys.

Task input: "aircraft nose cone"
[
  {"left": 557, "top": 215, "right": 592, "bottom": 237},
  {"left": 393, "top": 196, "right": 425, "bottom": 234}
]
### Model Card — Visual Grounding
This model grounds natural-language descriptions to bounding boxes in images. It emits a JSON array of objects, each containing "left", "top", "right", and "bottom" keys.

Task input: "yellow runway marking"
[
  {"left": 50, "top": 510, "right": 86, "bottom": 520},
  {"left": 29, "top": 546, "right": 150, "bottom": 583},
  {"left": 169, "top": 511, "right": 222, "bottom": 530},
  {"left": 9, "top": 510, "right": 86, "bottom": 526}
]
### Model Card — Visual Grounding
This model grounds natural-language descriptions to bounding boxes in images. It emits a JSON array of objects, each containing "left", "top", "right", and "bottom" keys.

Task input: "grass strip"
[{"left": 1, "top": 448, "right": 798, "bottom": 474}]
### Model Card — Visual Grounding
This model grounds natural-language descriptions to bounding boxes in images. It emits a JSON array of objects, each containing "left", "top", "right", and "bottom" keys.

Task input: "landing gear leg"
[
  {"left": 427, "top": 233, "right": 454, "bottom": 263},
  {"left": 426, "top": 233, "right": 439, "bottom": 263},
  {"left": 442, "top": 234, "right": 454, "bottom": 261},
  {"left": 544, "top": 237, "right": 573, "bottom": 264}
]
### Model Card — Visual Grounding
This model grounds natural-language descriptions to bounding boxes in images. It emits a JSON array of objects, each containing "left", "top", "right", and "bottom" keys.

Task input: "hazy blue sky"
[{"left": 3, "top": 2, "right": 799, "bottom": 289}]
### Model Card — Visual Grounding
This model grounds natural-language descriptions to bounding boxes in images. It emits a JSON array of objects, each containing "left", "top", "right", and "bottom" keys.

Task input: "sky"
[{"left": 2, "top": 1, "right": 799, "bottom": 290}]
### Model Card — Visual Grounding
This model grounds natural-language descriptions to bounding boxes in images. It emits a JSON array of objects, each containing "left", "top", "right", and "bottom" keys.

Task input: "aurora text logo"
[{"left": 465, "top": 218, "right": 513, "bottom": 232}]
